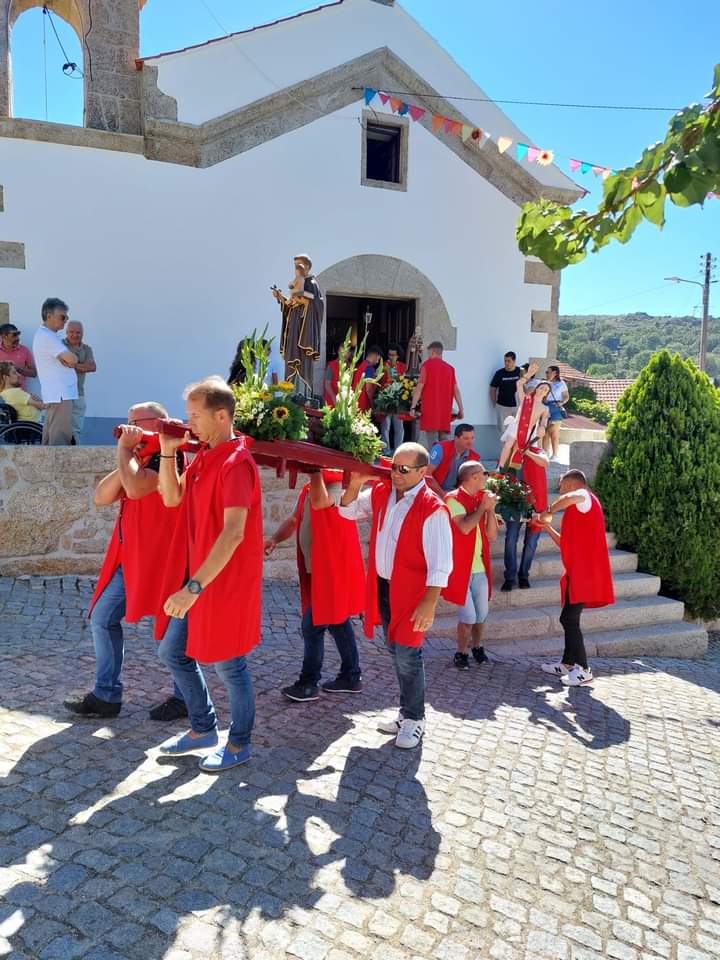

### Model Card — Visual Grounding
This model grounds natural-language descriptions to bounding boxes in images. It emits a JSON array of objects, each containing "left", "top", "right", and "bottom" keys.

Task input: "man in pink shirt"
[{"left": 0, "top": 323, "right": 36, "bottom": 389}]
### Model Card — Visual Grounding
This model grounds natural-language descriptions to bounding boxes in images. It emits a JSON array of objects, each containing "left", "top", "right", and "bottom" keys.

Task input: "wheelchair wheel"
[{"left": 0, "top": 421, "right": 43, "bottom": 444}]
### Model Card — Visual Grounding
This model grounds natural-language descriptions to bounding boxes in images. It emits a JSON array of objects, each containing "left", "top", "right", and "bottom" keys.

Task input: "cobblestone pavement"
[{"left": 1, "top": 576, "right": 719, "bottom": 960}]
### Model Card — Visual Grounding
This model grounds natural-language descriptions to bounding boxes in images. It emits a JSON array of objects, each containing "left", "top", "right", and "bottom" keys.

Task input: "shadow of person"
[{"left": 525, "top": 680, "right": 631, "bottom": 750}]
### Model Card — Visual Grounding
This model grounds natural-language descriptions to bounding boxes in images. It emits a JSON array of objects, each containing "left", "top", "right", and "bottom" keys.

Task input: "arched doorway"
[{"left": 315, "top": 254, "right": 456, "bottom": 395}]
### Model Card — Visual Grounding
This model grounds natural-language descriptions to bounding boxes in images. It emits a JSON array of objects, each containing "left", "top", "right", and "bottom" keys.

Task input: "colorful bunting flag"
[
  {"left": 390, "top": 97, "right": 403, "bottom": 114},
  {"left": 537, "top": 149, "right": 554, "bottom": 167},
  {"left": 397, "top": 102, "right": 409, "bottom": 116},
  {"left": 569, "top": 158, "right": 581, "bottom": 172},
  {"left": 471, "top": 128, "right": 483, "bottom": 143},
  {"left": 580, "top": 162, "right": 591, "bottom": 174},
  {"left": 461, "top": 124, "right": 473, "bottom": 142},
  {"left": 527, "top": 146, "right": 540, "bottom": 163},
  {"left": 408, "top": 105, "right": 425, "bottom": 122},
  {"left": 601, "top": 168, "right": 612, "bottom": 180},
  {"left": 497, "top": 136, "right": 512, "bottom": 154},
  {"left": 516, "top": 143, "right": 529, "bottom": 162},
  {"left": 364, "top": 87, "right": 377, "bottom": 106},
  {"left": 591, "top": 166, "right": 604, "bottom": 177},
  {"left": 378, "top": 92, "right": 390, "bottom": 106},
  {"left": 431, "top": 114, "right": 444, "bottom": 133}
]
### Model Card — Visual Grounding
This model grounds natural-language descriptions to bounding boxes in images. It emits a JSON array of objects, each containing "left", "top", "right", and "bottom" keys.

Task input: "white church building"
[{"left": 0, "top": 0, "right": 582, "bottom": 451}]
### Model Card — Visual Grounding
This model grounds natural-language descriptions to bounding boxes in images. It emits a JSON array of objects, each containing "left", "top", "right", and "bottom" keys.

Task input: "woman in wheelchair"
[{"left": 0, "top": 361, "right": 45, "bottom": 422}]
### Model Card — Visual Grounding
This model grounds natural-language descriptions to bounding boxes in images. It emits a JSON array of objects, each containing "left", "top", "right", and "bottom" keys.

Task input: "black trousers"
[{"left": 559, "top": 587, "right": 587, "bottom": 670}]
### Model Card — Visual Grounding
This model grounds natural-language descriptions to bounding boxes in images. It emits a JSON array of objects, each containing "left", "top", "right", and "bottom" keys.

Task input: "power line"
[
  {"left": 362, "top": 88, "right": 685, "bottom": 113},
  {"left": 573, "top": 282, "right": 678, "bottom": 313}
]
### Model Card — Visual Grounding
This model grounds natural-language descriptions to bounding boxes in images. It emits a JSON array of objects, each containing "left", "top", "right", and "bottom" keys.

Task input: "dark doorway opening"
[{"left": 325, "top": 295, "right": 416, "bottom": 364}]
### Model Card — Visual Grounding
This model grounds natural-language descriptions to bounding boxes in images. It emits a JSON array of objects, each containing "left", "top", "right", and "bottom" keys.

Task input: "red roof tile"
[{"left": 584, "top": 379, "right": 635, "bottom": 410}]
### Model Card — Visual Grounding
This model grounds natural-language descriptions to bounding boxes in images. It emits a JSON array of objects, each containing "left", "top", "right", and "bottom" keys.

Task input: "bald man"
[{"left": 64, "top": 321, "right": 96, "bottom": 443}]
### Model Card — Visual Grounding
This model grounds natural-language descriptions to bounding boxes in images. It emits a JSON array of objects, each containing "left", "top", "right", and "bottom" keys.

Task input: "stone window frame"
[{"left": 360, "top": 109, "right": 409, "bottom": 193}]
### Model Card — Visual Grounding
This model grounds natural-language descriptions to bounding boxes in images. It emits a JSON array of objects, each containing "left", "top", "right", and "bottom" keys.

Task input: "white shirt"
[
  {"left": 33, "top": 326, "right": 78, "bottom": 403},
  {"left": 339, "top": 479, "right": 453, "bottom": 586},
  {"left": 572, "top": 489, "right": 592, "bottom": 513}
]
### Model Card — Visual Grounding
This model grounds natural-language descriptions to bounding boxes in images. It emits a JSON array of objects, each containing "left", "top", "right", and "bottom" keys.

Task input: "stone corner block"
[{"left": 0, "top": 241, "right": 25, "bottom": 269}]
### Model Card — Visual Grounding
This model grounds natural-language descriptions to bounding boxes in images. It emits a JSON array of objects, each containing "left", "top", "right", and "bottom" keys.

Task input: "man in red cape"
[
  {"left": 379, "top": 343, "right": 407, "bottom": 453},
  {"left": 443, "top": 461, "right": 498, "bottom": 669},
  {"left": 352, "top": 344, "right": 382, "bottom": 413},
  {"left": 264, "top": 470, "right": 365, "bottom": 701},
  {"left": 410, "top": 341, "right": 464, "bottom": 446},
  {"left": 340, "top": 442, "right": 453, "bottom": 749},
  {"left": 323, "top": 343, "right": 351, "bottom": 407},
  {"left": 426, "top": 423, "right": 481, "bottom": 497},
  {"left": 537, "top": 469, "right": 615, "bottom": 686},
  {"left": 154, "top": 377, "right": 263, "bottom": 772},
  {"left": 63, "top": 401, "right": 187, "bottom": 722}
]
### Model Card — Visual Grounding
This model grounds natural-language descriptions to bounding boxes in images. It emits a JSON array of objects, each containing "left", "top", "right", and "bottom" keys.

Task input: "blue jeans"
[
  {"left": 90, "top": 565, "right": 183, "bottom": 704},
  {"left": 381, "top": 414, "right": 404, "bottom": 452},
  {"left": 504, "top": 521, "right": 541, "bottom": 583},
  {"left": 300, "top": 609, "right": 361, "bottom": 686},
  {"left": 378, "top": 577, "right": 425, "bottom": 720},
  {"left": 158, "top": 617, "right": 255, "bottom": 748}
]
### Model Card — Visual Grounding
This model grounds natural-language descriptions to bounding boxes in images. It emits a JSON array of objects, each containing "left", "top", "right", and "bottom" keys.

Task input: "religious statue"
[
  {"left": 406, "top": 325, "right": 423, "bottom": 376},
  {"left": 272, "top": 254, "right": 324, "bottom": 395}
]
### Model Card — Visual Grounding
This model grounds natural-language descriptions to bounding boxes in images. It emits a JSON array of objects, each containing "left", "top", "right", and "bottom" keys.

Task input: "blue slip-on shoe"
[
  {"left": 158, "top": 729, "right": 219, "bottom": 755},
  {"left": 198, "top": 744, "right": 251, "bottom": 773}
]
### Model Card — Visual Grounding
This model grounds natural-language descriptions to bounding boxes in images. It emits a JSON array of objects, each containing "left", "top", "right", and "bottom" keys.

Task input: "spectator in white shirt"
[
  {"left": 32, "top": 298, "right": 78, "bottom": 445},
  {"left": 339, "top": 442, "right": 452, "bottom": 750},
  {"left": 64, "top": 321, "right": 97, "bottom": 444}
]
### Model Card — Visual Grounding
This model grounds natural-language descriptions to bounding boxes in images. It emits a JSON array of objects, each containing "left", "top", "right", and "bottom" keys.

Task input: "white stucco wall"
[
  {"left": 143, "top": 0, "right": 576, "bottom": 194},
  {"left": 0, "top": 101, "right": 551, "bottom": 424}
]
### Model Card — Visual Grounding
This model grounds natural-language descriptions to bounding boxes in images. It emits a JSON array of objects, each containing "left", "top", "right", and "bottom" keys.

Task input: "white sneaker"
[
  {"left": 541, "top": 662, "right": 570, "bottom": 678},
  {"left": 395, "top": 718, "right": 425, "bottom": 749},
  {"left": 550, "top": 454, "right": 562, "bottom": 463},
  {"left": 561, "top": 666, "right": 594, "bottom": 686},
  {"left": 377, "top": 712, "right": 403, "bottom": 735}
]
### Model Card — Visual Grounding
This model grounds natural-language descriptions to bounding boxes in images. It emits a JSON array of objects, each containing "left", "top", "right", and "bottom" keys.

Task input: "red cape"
[
  {"left": 560, "top": 491, "right": 615, "bottom": 608},
  {"left": 523, "top": 446, "right": 548, "bottom": 533},
  {"left": 155, "top": 438, "right": 264, "bottom": 662},
  {"left": 353, "top": 360, "right": 373, "bottom": 412},
  {"left": 442, "top": 486, "right": 492, "bottom": 606},
  {"left": 295, "top": 471, "right": 365, "bottom": 625},
  {"left": 364, "top": 480, "right": 447, "bottom": 647},
  {"left": 419, "top": 357, "right": 456, "bottom": 432},
  {"left": 89, "top": 457, "right": 183, "bottom": 622},
  {"left": 324, "top": 359, "right": 339, "bottom": 407}
]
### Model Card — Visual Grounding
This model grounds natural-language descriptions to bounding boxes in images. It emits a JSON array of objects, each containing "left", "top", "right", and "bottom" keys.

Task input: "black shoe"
[
  {"left": 321, "top": 677, "right": 363, "bottom": 694},
  {"left": 501, "top": 580, "right": 514, "bottom": 592},
  {"left": 149, "top": 696, "right": 189, "bottom": 721},
  {"left": 63, "top": 692, "right": 121, "bottom": 718},
  {"left": 453, "top": 652, "right": 470, "bottom": 670},
  {"left": 281, "top": 682, "right": 320, "bottom": 702},
  {"left": 518, "top": 578, "right": 531, "bottom": 589},
  {"left": 471, "top": 646, "right": 490, "bottom": 665}
]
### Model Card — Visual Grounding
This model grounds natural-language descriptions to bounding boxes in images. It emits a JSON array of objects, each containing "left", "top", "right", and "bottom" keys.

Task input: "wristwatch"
[{"left": 186, "top": 579, "right": 203, "bottom": 595}]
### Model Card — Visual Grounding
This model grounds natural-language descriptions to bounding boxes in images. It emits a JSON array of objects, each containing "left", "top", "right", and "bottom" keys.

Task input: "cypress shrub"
[{"left": 595, "top": 350, "right": 720, "bottom": 619}]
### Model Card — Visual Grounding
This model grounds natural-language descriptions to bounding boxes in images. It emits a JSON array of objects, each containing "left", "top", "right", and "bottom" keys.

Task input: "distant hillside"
[{"left": 558, "top": 313, "right": 720, "bottom": 379}]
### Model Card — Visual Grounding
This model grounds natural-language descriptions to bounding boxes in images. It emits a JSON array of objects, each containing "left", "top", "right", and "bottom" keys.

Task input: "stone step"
[
  {"left": 438, "top": 571, "right": 661, "bottom": 614},
  {"left": 488, "top": 530, "right": 617, "bottom": 558},
  {"left": 488, "top": 548, "right": 637, "bottom": 584},
  {"left": 426, "top": 620, "right": 708, "bottom": 661},
  {"left": 428, "top": 594, "right": 687, "bottom": 643}
]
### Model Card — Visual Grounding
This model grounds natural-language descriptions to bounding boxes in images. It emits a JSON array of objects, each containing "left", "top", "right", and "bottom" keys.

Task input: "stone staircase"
[{"left": 428, "top": 530, "right": 708, "bottom": 659}]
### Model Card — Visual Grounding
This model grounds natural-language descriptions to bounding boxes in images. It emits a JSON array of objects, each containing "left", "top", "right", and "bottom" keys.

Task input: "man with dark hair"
[
  {"left": 0, "top": 323, "right": 36, "bottom": 389},
  {"left": 379, "top": 343, "right": 407, "bottom": 453},
  {"left": 339, "top": 442, "right": 453, "bottom": 749},
  {"left": 537, "top": 470, "right": 615, "bottom": 686},
  {"left": 32, "top": 298, "right": 78, "bottom": 445},
  {"left": 410, "top": 341, "right": 463, "bottom": 447},
  {"left": 490, "top": 351, "right": 522, "bottom": 433},
  {"left": 353, "top": 344, "right": 383, "bottom": 412},
  {"left": 426, "top": 422, "right": 481, "bottom": 496},
  {"left": 154, "top": 376, "right": 263, "bottom": 772},
  {"left": 64, "top": 401, "right": 188, "bottom": 721}
]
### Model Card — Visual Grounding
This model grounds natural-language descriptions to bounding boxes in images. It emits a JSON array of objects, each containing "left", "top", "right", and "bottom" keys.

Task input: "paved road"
[{"left": 1, "top": 576, "right": 719, "bottom": 960}]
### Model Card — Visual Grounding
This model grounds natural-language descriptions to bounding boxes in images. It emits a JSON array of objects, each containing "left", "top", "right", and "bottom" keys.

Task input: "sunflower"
[
  {"left": 259, "top": 390, "right": 272, "bottom": 401},
  {"left": 272, "top": 406, "right": 290, "bottom": 421},
  {"left": 277, "top": 381, "right": 295, "bottom": 392}
]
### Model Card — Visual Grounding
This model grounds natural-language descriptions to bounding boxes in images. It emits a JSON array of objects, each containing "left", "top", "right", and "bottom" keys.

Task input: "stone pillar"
[
  {"left": 1, "top": 3, "right": 10, "bottom": 118},
  {"left": 83, "top": 0, "right": 144, "bottom": 135}
]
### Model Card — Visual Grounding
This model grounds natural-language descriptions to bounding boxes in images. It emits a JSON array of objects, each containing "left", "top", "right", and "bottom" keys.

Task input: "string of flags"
[{"left": 362, "top": 87, "right": 720, "bottom": 200}]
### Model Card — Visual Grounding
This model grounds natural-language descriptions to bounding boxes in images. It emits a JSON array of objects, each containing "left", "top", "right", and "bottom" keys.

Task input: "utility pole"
[{"left": 700, "top": 252, "right": 712, "bottom": 373}]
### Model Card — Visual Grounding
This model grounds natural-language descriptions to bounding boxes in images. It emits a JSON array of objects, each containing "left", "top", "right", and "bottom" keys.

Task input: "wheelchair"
[{"left": 0, "top": 401, "right": 43, "bottom": 444}]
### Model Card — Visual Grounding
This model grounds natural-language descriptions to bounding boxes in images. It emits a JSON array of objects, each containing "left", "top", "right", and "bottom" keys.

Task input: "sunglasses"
[{"left": 390, "top": 463, "right": 424, "bottom": 475}]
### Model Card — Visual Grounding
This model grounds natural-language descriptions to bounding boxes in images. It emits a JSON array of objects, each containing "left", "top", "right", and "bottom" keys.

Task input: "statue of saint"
[{"left": 272, "top": 254, "right": 324, "bottom": 394}]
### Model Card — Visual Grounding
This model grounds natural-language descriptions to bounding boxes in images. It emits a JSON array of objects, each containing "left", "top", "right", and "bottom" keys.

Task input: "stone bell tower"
[{"left": 0, "top": 0, "right": 149, "bottom": 134}]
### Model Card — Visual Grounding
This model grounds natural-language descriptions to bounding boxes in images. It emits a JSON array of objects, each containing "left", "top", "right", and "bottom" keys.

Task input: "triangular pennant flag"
[
  {"left": 580, "top": 162, "right": 591, "bottom": 174},
  {"left": 408, "top": 104, "right": 425, "bottom": 122},
  {"left": 443, "top": 117, "right": 455, "bottom": 134},
  {"left": 378, "top": 92, "right": 390, "bottom": 106},
  {"left": 364, "top": 87, "right": 377, "bottom": 106},
  {"left": 601, "top": 167, "right": 612, "bottom": 180},
  {"left": 569, "top": 158, "right": 581, "bottom": 172},
  {"left": 497, "top": 136, "right": 512, "bottom": 154},
  {"left": 431, "top": 114, "right": 444, "bottom": 133},
  {"left": 461, "top": 124, "right": 473, "bottom": 142},
  {"left": 592, "top": 166, "right": 604, "bottom": 177},
  {"left": 516, "top": 143, "right": 529, "bottom": 161},
  {"left": 450, "top": 120, "right": 462, "bottom": 136},
  {"left": 527, "top": 146, "right": 540, "bottom": 163},
  {"left": 389, "top": 97, "right": 403, "bottom": 114},
  {"left": 397, "top": 102, "right": 409, "bottom": 116}
]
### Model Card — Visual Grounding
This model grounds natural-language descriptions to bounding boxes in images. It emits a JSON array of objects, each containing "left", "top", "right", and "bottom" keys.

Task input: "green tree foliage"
[
  {"left": 559, "top": 314, "right": 719, "bottom": 378},
  {"left": 595, "top": 350, "right": 720, "bottom": 618},
  {"left": 516, "top": 65, "right": 720, "bottom": 269}
]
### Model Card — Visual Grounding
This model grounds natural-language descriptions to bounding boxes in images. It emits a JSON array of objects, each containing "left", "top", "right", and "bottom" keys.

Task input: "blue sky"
[{"left": 9, "top": 0, "right": 720, "bottom": 318}]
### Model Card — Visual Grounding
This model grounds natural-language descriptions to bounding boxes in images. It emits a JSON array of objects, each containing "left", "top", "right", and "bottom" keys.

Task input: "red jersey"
[
  {"left": 419, "top": 357, "right": 456, "bottom": 432},
  {"left": 560, "top": 491, "right": 615, "bottom": 608},
  {"left": 442, "top": 486, "right": 492, "bottom": 606},
  {"left": 324, "top": 359, "right": 340, "bottom": 407}
]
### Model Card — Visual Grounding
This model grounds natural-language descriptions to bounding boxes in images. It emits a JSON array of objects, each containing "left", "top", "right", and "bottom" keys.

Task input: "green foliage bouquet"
[
  {"left": 318, "top": 330, "right": 384, "bottom": 463},
  {"left": 374, "top": 373, "right": 418, "bottom": 413},
  {"left": 485, "top": 470, "right": 535, "bottom": 522},
  {"left": 232, "top": 330, "right": 308, "bottom": 441}
]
